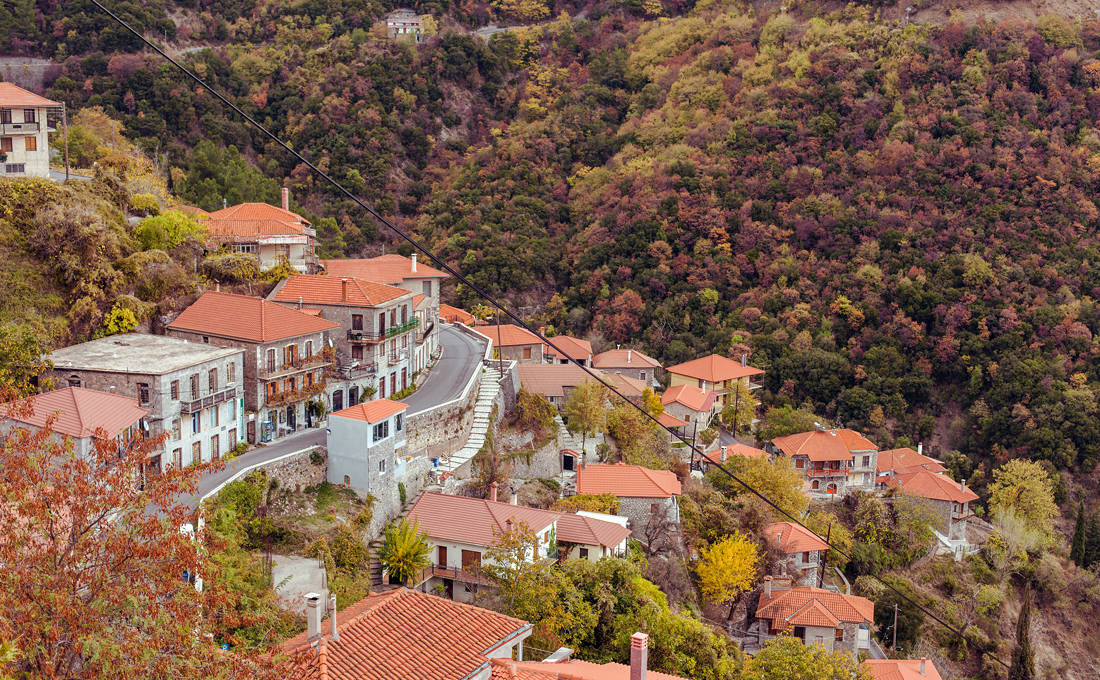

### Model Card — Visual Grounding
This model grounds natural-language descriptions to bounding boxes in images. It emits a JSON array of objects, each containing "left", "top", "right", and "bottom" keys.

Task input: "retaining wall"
[{"left": 257, "top": 447, "right": 327, "bottom": 493}]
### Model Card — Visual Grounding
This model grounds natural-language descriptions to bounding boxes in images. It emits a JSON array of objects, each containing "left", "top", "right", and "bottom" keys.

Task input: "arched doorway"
[{"left": 826, "top": 482, "right": 838, "bottom": 495}]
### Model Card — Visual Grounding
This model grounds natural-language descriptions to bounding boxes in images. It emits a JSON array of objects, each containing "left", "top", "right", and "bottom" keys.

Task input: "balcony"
[
  {"left": 264, "top": 379, "right": 327, "bottom": 407},
  {"left": 0, "top": 122, "right": 40, "bottom": 135},
  {"left": 347, "top": 329, "right": 385, "bottom": 343},
  {"left": 417, "top": 564, "right": 492, "bottom": 587},
  {"left": 805, "top": 467, "right": 850, "bottom": 477},
  {"left": 180, "top": 385, "right": 238, "bottom": 413},
  {"left": 386, "top": 318, "right": 419, "bottom": 338},
  {"left": 258, "top": 352, "right": 332, "bottom": 380},
  {"left": 747, "top": 376, "right": 764, "bottom": 390}
]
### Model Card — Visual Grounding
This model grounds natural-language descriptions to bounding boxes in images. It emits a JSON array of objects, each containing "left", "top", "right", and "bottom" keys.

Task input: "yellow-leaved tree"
[{"left": 697, "top": 531, "right": 760, "bottom": 620}]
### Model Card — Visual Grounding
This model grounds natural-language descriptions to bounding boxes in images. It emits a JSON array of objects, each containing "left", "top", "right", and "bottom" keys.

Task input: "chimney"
[
  {"left": 109, "top": 386, "right": 115, "bottom": 393},
  {"left": 627, "top": 349, "right": 632, "bottom": 363},
  {"left": 305, "top": 592, "right": 323, "bottom": 640},
  {"left": 341, "top": 278, "right": 349, "bottom": 302},
  {"left": 920, "top": 659, "right": 926, "bottom": 675},
  {"left": 917, "top": 442, "right": 923, "bottom": 455},
  {"left": 960, "top": 477, "right": 966, "bottom": 492},
  {"left": 215, "top": 282, "right": 220, "bottom": 292},
  {"left": 490, "top": 481, "right": 499, "bottom": 502},
  {"left": 222, "top": 197, "right": 227, "bottom": 209},
  {"left": 776, "top": 529, "right": 782, "bottom": 552},
  {"left": 763, "top": 575, "right": 772, "bottom": 599},
  {"left": 298, "top": 296, "right": 304, "bottom": 310},
  {"left": 510, "top": 492, "right": 518, "bottom": 506},
  {"left": 329, "top": 594, "right": 339, "bottom": 642},
  {"left": 630, "top": 632, "right": 648, "bottom": 680},
  {"left": 282, "top": 187, "right": 290, "bottom": 212},
  {"left": 411, "top": 253, "right": 417, "bottom": 272},
  {"left": 741, "top": 353, "right": 747, "bottom": 367}
]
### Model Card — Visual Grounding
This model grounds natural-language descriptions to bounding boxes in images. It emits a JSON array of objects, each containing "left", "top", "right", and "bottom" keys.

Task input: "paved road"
[{"left": 401, "top": 324, "right": 486, "bottom": 416}]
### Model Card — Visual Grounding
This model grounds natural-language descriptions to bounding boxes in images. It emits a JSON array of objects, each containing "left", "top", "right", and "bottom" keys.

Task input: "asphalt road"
[{"left": 401, "top": 324, "right": 486, "bottom": 416}]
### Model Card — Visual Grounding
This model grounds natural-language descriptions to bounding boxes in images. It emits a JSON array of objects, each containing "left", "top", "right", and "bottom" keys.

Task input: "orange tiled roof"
[
  {"left": 517, "top": 364, "right": 599, "bottom": 399},
  {"left": 603, "top": 372, "right": 646, "bottom": 399},
  {"left": 407, "top": 491, "right": 560, "bottom": 547},
  {"left": 592, "top": 348, "right": 661, "bottom": 370},
  {"left": 210, "top": 202, "right": 310, "bottom": 225},
  {"left": 657, "top": 411, "right": 687, "bottom": 428},
  {"left": 863, "top": 659, "right": 944, "bottom": 680},
  {"left": 665, "top": 354, "right": 763, "bottom": 382},
  {"left": 1, "top": 387, "right": 147, "bottom": 440},
  {"left": 772, "top": 429, "right": 876, "bottom": 462},
  {"left": 703, "top": 443, "right": 768, "bottom": 464},
  {"left": 331, "top": 399, "right": 409, "bottom": 424},
  {"left": 888, "top": 469, "right": 978, "bottom": 504},
  {"left": 877, "top": 448, "right": 946, "bottom": 475},
  {"left": 440, "top": 303, "right": 476, "bottom": 325},
  {"left": 273, "top": 275, "right": 410, "bottom": 307},
  {"left": 576, "top": 463, "right": 681, "bottom": 498},
  {"left": 491, "top": 658, "right": 688, "bottom": 680},
  {"left": 168, "top": 291, "right": 338, "bottom": 342},
  {"left": 205, "top": 219, "right": 309, "bottom": 240},
  {"left": 412, "top": 294, "right": 427, "bottom": 310},
  {"left": 282, "top": 588, "right": 530, "bottom": 680},
  {"left": 555, "top": 512, "right": 631, "bottom": 549},
  {"left": 322, "top": 254, "right": 448, "bottom": 282},
  {"left": 0, "top": 82, "right": 60, "bottom": 107},
  {"left": 757, "top": 586, "right": 874, "bottom": 632},
  {"left": 473, "top": 324, "right": 543, "bottom": 348},
  {"left": 763, "top": 522, "right": 829, "bottom": 554},
  {"left": 544, "top": 336, "right": 592, "bottom": 361},
  {"left": 660, "top": 384, "right": 717, "bottom": 412}
]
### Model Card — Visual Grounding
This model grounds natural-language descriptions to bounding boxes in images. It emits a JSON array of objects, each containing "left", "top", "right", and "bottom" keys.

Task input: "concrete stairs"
[
  {"left": 367, "top": 540, "right": 384, "bottom": 587},
  {"left": 438, "top": 366, "right": 502, "bottom": 474}
]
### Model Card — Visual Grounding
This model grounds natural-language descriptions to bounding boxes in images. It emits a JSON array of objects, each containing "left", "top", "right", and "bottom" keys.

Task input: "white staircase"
[{"left": 439, "top": 366, "right": 502, "bottom": 474}]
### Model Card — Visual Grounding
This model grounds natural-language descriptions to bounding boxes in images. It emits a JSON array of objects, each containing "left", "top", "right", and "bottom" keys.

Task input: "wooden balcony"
[
  {"left": 264, "top": 380, "right": 327, "bottom": 407},
  {"left": 258, "top": 352, "right": 332, "bottom": 380},
  {"left": 805, "top": 467, "right": 849, "bottom": 477},
  {"left": 347, "top": 329, "right": 385, "bottom": 343},
  {"left": 417, "top": 564, "right": 492, "bottom": 587},
  {"left": 180, "top": 386, "right": 238, "bottom": 414}
]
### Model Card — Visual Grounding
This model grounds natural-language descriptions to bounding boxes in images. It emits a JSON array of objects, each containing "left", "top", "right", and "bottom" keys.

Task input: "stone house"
[
  {"left": 876, "top": 445, "right": 946, "bottom": 483},
  {"left": 660, "top": 384, "right": 718, "bottom": 432},
  {"left": 762, "top": 522, "right": 829, "bottom": 586},
  {"left": 384, "top": 9, "right": 424, "bottom": 42},
  {"left": 46, "top": 334, "right": 244, "bottom": 470},
  {"left": 592, "top": 348, "right": 662, "bottom": 388},
  {"left": 556, "top": 510, "right": 631, "bottom": 562},
  {"left": 885, "top": 468, "right": 979, "bottom": 555},
  {"left": 755, "top": 580, "right": 874, "bottom": 654},
  {"left": 698, "top": 443, "right": 768, "bottom": 472},
  {"left": 0, "top": 82, "right": 57, "bottom": 179},
  {"left": 665, "top": 353, "right": 763, "bottom": 407},
  {"left": 203, "top": 189, "right": 319, "bottom": 273},
  {"left": 473, "top": 324, "right": 545, "bottom": 364},
  {"left": 542, "top": 335, "right": 592, "bottom": 366},
  {"left": 771, "top": 428, "right": 878, "bottom": 498},
  {"left": 574, "top": 462, "right": 681, "bottom": 538},
  {"left": 326, "top": 398, "right": 409, "bottom": 496},
  {"left": 515, "top": 363, "right": 599, "bottom": 408},
  {"left": 166, "top": 291, "right": 339, "bottom": 443},
  {"left": 863, "top": 658, "right": 943, "bottom": 680},
  {"left": 322, "top": 254, "right": 448, "bottom": 373},
  {"left": 268, "top": 274, "right": 417, "bottom": 408}
]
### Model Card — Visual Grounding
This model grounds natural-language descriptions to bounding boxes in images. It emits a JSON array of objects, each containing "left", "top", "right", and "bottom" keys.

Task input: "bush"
[
  {"left": 133, "top": 210, "right": 205, "bottom": 250},
  {"left": 398, "top": 482, "right": 407, "bottom": 506}
]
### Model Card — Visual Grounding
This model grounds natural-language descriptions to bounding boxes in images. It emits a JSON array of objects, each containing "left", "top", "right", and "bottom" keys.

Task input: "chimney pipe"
[
  {"left": 763, "top": 575, "right": 772, "bottom": 599},
  {"left": 298, "top": 296, "right": 303, "bottom": 310},
  {"left": 282, "top": 187, "right": 290, "bottom": 212},
  {"left": 510, "top": 492, "right": 518, "bottom": 506},
  {"left": 215, "top": 282, "right": 220, "bottom": 292},
  {"left": 411, "top": 253, "right": 417, "bottom": 272},
  {"left": 490, "top": 481, "right": 499, "bottom": 503},
  {"left": 960, "top": 477, "right": 966, "bottom": 492},
  {"left": 776, "top": 529, "right": 782, "bottom": 552},
  {"left": 329, "top": 594, "right": 339, "bottom": 641},
  {"left": 917, "top": 442, "right": 923, "bottom": 455},
  {"left": 109, "top": 386, "right": 115, "bottom": 393},
  {"left": 341, "top": 278, "right": 349, "bottom": 302},
  {"left": 741, "top": 352, "right": 747, "bottom": 367},
  {"left": 630, "top": 632, "right": 648, "bottom": 680},
  {"left": 305, "top": 592, "right": 322, "bottom": 640},
  {"left": 627, "top": 349, "right": 632, "bottom": 363},
  {"left": 920, "top": 659, "right": 926, "bottom": 675}
]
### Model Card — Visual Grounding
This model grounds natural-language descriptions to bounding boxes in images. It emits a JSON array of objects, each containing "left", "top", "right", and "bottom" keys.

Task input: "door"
[
  {"left": 461, "top": 550, "right": 481, "bottom": 573},
  {"left": 349, "top": 386, "right": 359, "bottom": 405},
  {"left": 333, "top": 390, "right": 344, "bottom": 411},
  {"left": 210, "top": 435, "right": 219, "bottom": 461},
  {"left": 438, "top": 546, "right": 448, "bottom": 569},
  {"left": 286, "top": 405, "right": 296, "bottom": 430},
  {"left": 390, "top": 373, "right": 397, "bottom": 394},
  {"left": 401, "top": 368, "right": 407, "bottom": 391},
  {"left": 563, "top": 453, "right": 575, "bottom": 471},
  {"left": 443, "top": 578, "right": 454, "bottom": 600}
]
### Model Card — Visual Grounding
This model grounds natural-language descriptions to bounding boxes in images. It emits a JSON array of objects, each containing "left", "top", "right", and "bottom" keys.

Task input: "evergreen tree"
[
  {"left": 1085, "top": 513, "right": 1100, "bottom": 568},
  {"left": 1009, "top": 586, "right": 1035, "bottom": 680},
  {"left": 1070, "top": 502, "right": 1086, "bottom": 566}
]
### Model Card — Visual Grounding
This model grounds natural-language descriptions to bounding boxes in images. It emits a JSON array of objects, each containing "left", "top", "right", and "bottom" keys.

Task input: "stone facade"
[
  {"left": 617, "top": 495, "right": 679, "bottom": 539},
  {"left": 0, "top": 94, "right": 54, "bottom": 179},
  {"left": 506, "top": 435, "right": 562, "bottom": 480},
  {"left": 262, "top": 447, "right": 327, "bottom": 493}
]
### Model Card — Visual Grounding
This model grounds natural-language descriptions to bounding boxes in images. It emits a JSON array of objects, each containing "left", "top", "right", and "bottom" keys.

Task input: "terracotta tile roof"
[
  {"left": 210, "top": 202, "right": 310, "bottom": 225},
  {"left": 602, "top": 373, "right": 646, "bottom": 399},
  {"left": 473, "top": 324, "right": 544, "bottom": 348},
  {"left": 543, "top": 336, "right": 592, "bottom": 361},
  {"left": 763, "top": 522, "right": 829, "bottom": 554},
  {"left": 273, "top": 275, "right": 410, "bottom": 307},
  {"left": 877, "top": 448, "right": 946, "bottom": 475},
  {"left": 2, "top": 387, "right": 147, "bottom": 439},
  {"left": 703, "top": 443, "right": 768, "bottom": 464},
  {"left": 772, "top": 429, "right": 876, "bottom": 462},
  {"left": 205, "top": 219, "right": 310, "bottom": 240},
  {"left": 407, "top": 492, "right": 560, "bottom": 547},
  {"left": 412, "top": 294, "right": 427, "bottom": 310},
  {"left": 657, "top": 411, "right": 687, "bottom": 428},
  {"left": 331, "top": 399, "right": 409, "bottom": 424},
  {"left": 887, "top": 469, "right": 978, "bottom": 503},
  {"left": 322, "top": 254, "right": 448, "bottom": 282},
  {"left": 863, "top": 659, "right": 943, "bottom": 680},
  {"left": 576, "top": 463, "right": 681, "bottom": 498},
  {"left": 660, "top": 384, "right": 717, "bottom": 412},
  {"left": 517, "top": 364, "right": 600, "bottom": 399},
  {"left": 757, "top": 586, "right": 874, "bottom": 632},
  {"left": 0, "top": 82, "right": 60, "bottom": 107},
  {"left": 591, "top": 348, "right": 661, "bottom": 370},
  {"left": 168, "top": 205, "right": 211, "bottom": 219},
  {"left": 555, "top": 512, "right": 631, "bottom": 548},
  {"left": 440, "top": 304, "right": 475, "bottom": 325},
  {"left": 491, "top": 658, "right": 688, "bottom": 680},
  {"left": 665, "top": 354, "right": 763, "bottom": 382},
  {"left": 168, "top": 291, "right": 338, "bottom": 342},
  {"left": 282, "top": 588, "right": 530, "bottom": 680}
]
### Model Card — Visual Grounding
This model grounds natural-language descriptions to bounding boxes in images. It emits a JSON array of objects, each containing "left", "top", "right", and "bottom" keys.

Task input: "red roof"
[
  {"left": 408, "top": 492, "right": 561, "bottom": 547},
  {"left": 283, "top": 588, "right": 530, "bottom": 680},
  {"left": 576, "top": 463, "right": 681, "bottom": 498},
  {"left": 322, "top": 254, "right": 448, "bottom": 282},
  {"left": 441, "top": 304, "right": 476, "bottom": 325},
  {"left": 602, "top": 373, "right": 646, "bottom": 399},
  {"left": 665, "top": 354, "right": 763, "bottom": 382},
  {"left": 877, "top": 448, "right": 946, "bottom": 475},
  {"left": 656, "top": 411, "right": 687, "bottom": 428},
  {"left": 473, "top": 324, "right": 543, "bottom": 348},
  {"left": 703, "top": 443, "right": 768, "bottom": 464},
  {"left": 544, "top": 336, "right": 592, "bottom": 361},
  {"left": 0, "top": 82, "right": 59, "bottom": 107},
  {"left": 863, "top": 659, "right": 943, "bottom": 680},
  {"left": 555, "top": 512, "right": 631, "bottom": 549},
  {"left": 763, "top": 522, "right": 829, "bottom": 554},
  {"left": 887, "top": 469, "right": 978, "bottom": 503},
  {"left": 660, "top": 384, "right": 717, "bottom": 412},
  {"left": 491, "top": 658, "right": 688, "bottom": 680},
  {"left": 209, "top": 202, "right": 310, "bottom": 225},
  {"left": 592, "top": 348, "right": 661, "bottom": 370},
  {"left": 772, "top": 429, "right": 876, "bottom": 462},
  {"left": 273, "top": 275, "right": 410, "bottom": 307},
  {"left": 757, "top": 586, "right": 874, "bottom": 631},
  {"left": 168, "top": 291, "right": 338, "bottom": 342},
  {"left": 2, "top": 387, "right": 147, "bottom": 439},
  {"left": 412, "top": 294, "right": 427, "bottom": 310},
  {"left": 331, "top": 399, "right": 409, "bottom": 424},
  {"left": 517, "top": 364, "right": 599, "bottom": 399}
]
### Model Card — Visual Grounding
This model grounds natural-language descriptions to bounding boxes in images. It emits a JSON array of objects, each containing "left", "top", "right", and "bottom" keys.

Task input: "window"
[
  {"left": 835, "top": 629, "right": 844, "bottom": 642},
  {"left": 306, "top": 372, "right": 314, "bottom": 387},
  {"left": 372, "top": 420, "right": 390, "bottom": 441},
  {"left": 390, "top": 309, "right": 396, "bottom": 325},
  {"left": 208, "top": 368, "right": 218, "bottom": 391},
  {"left": 227, "top": 362, "right": 236, "bottom": 383},
  {"left": 23, "top": 109, "right": 34, "bottom": 123},
  {"left": 266, "top": 349, "right": 276, "bottom": 373},
  {"left": 395, "top": 413, "right": 403, "bottom": 432},
  {"left": 190, "top": 374, "right": 199, "bottom": 399},
  {"left": 173, "top": 448, "right": 182, "bottom": 468},
  {"left": 861, "top": 455, "right": 870, "bottom": 467},
  {"left": 266, "top": 382, "right": 278, "bottom": 400},
  {"left": 378, "top": 312, "right": 385, "bottom": 332},
  {"left": 305, "top": 340, "right": 313, "bottom": 357},
  {"left": 523, "top": 347, "right": 532, "bottom": 359},
  {"left": 795, "top": 458, "right": 804, "bottom": 469},
  {"left": 811, "top": 480, "right": 820, "bottom": 490},
  {"left": 286, "top": 377, "right": 296, "bottom": 393},
  {"left": 379, "top": 380, "right": 385, "bottom": 399},
  {"left": 171, "top": 419, "right": 181, "bottom": 441},
  {"left": 422, "top": 280, "right": 432, "bottom": 296},
  {"left": 402, "top": 335, "right": 408, "bottom": 349},
  {"left": 192, "top": 412, "right": 201, "bottom": 434},
  {"left": 0, "top": 110, "right": 9, "bottom": 124},
  {"left": 378, "top": 459, "right": 386, "bottom": 473},
  {"left": 284, "top": 344, "right": 298, "bottom": 365},
  {"left": 232, "top": 243, "right": 258, "bottom": 254},
  {"left": 640, "top": 371, "right": 647, "bottom": 381},
  {"left": 209, "top": 405, "right": 219, "bottom": 428},
  {"left": 192, "top": 440, "right": 202, "bottom": 463},
  {"left": 170, "top": 380, "right": 179, "bottom": 399},
  {"left": 351, "top": 345, "right": 363, "bottom": 360},
  {"left": 137, "top": 383, "right": 150, "bottom": 405},
  {"left": 390, "top": 373, "right": 396, "bottom": 394},
  {"left": 228, "top": 398, "right": 236, "bottom": 420},
  {"left": 401, "top": 368, "right": 407, "bottom": 390},
  {"left": 0, "top": 138, "right": 11, "bottom": 152},
  {"left": 579, "top": 547, "right": 589, "bottom": 559},
  {"left": 67, "top": 376, "right": 81, "bottom": 388},
  {"left": 401, "top": 305, "right": 407, "bottom": 324},
  {"left": 344, "top": 474, "right": 351, "bottom": 486},
  {"left": 802, "top": 551, "right": 810, "bottom": 563},
  {"left": 352, "top": 314, "right": 363, "bottom": 331},
  {"left": 24, "top": 136, "right": 35, "bottom": 152},
  {"left": 4, "top": 164, "right": 24, "bottom": 174},
  {"left": 201, "top": 336, "right": 209, "bottom": 344}
]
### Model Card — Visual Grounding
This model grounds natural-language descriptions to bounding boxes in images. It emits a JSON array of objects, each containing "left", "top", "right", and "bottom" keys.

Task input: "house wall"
[
  {"left": 599, "top": 366, "right": 659, "bottom": 388},
  {"left": 563, "top": 538, "right": 627, "bottom": 562},
  {"left": 778, "top": 550, "right": 822, "bottom": 586},
  {"left": 0, "top": 104, "right": 51, "bottom": 178},
  {"left": 848, "top": 448, "right": 878, "bottom": 492},
  {"left": 617, "top": 495, "right": 679, "bottom": 538},
  {"left": 663, "top": 401, "right": 710, "bottom": 429},
  {"left": 498, "top": 343, "right": 543, "bottom": 364},
  {"left": 326, "top": 411, "right": 406, "bottom": 495},
  {"left": 667, "top": 374, "right": 758, "bottom": 407}
]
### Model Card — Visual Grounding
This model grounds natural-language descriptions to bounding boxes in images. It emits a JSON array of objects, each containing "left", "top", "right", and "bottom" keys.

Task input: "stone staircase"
[
  {"left": 367, "top": 540, "right": 384, "bottom": 587},
  {"left": 438, "top": 365, "right": 502, "bottom": 474}
]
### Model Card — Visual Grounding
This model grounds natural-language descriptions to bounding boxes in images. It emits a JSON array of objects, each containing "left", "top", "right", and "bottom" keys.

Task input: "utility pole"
[
  {"left": 892, "top": 603, "right": 898, "bottom": 649},
  {"left": 818, "top": 522, "right": 831, "bottom": 589},
  {"left": 689, "top": 419, "right": 698, "bottom": 471},
  {"left": 62, "top": 101, "right": 70, "bottom": 181}
]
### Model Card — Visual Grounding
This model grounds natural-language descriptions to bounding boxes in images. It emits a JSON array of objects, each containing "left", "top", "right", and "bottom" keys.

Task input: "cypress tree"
[
  {"left": 1085, "top": 513, "right": 1100, "bottom": 568},
  {"left": 1009, "top": 586, "right": 1035, "bottom": 680},
  {"left": 1070, "top": 501, "right": 1086, "bottom": 566}
]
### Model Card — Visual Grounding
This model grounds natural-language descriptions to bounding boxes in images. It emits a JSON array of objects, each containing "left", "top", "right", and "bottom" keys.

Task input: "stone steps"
[{"left": 438, "top": 366, "right": 504, "bottom": 473}]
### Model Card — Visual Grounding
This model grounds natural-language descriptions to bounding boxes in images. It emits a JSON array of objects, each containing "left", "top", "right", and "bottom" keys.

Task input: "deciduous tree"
[
  {"left": 696, "top": 532, "right": 760, "bottom": 619},
  {"left": 562, "top": 381, "right": 608, "bottom": 456},
  {"left": 989, "top": 460, "right": 1058, "bottom": 536},
  {"left": 743, "top": 635, "right": 871, "bottom": 680}
]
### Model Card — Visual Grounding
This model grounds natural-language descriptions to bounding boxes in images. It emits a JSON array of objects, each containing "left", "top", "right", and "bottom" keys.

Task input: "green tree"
[
  {"left": 551, "top": 493, "right": 620, "bottom": 514},
  {"left": 719, "top": 380, "right": 758, "bottom": 435},
  {"left": 757, "top": 405, "right": 819, "bottom": 441},
  {"left": 1009, "top": 586, "right": 1035, "bottom": 680},
  {"left": 174, "top": 141, "right": 280, "bottom": 211},
  {"left": 376, "top": 518, "right": 431, "bottom": 586},
  {"left": 708, "top": 455, "right": 808, "bottom": 519},
  {"left": 892, "top": 494, "right": 940, "bottom": 556},
  {"left": 134, "top": 210, "right": 206, "bottom": 251},
  {"left": 1085, "top": 513, "right": 1100, "bottom": 568},
  {"left": 989, "top": 460, "right": 1059, "bottom": 536},
  {"left": 0, "top": 324, "right": 53, "bottom": 397},
  {"left": 483, "top": 521, "right": 554, "bottom": 610},
  {"left": 562, "top": 381, "right": 608, "bottom": 456},
  {"left": 514, "top": 388, "right": 556, "bottom": 435},
  {"left": 696, "top": 532, "right": 760, "bottom": 620},
  {"left": 1070, "top": 501, "right": 1086, "bottom": 566},
  {"left": 743, "top": 635, "right": 871, "bottom": 680}
]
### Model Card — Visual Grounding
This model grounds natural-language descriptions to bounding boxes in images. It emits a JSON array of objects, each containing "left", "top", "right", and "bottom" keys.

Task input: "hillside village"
[{"left": 4, "top": 2, "right": 1100, "bottom": 676}]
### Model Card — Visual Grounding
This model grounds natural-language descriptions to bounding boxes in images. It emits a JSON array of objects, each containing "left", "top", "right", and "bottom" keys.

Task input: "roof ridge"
[{"left": 67, "top": 387, "right": 87, "bottom": 435}]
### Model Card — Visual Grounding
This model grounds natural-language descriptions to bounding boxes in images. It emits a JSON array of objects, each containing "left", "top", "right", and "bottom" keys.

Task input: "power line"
[{"left": 87, "top": 1, "right": 1009, "bottom": 668}]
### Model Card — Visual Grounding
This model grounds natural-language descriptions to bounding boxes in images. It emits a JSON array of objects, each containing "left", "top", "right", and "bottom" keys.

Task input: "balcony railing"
[
  {"left": 385, "top": 318, "right": 419, "bottom": 338},
  {"left": 258, "top": 352, "right": 332, "bottom": 380},
  {"left": 347, "top": 329, "right": 385, "bottom": 343},
  {"left": 264, "top": 379, "right": 327, "bottom": 407},
  {"left": 416, "top": 564, "right": 491, "bottom": 587},
  {"left": 806, "top": 467, "right": 850, "bottom": 477},
  {"left": 180, "top": 386, "right": 238, "bottom": 414},
  {"left": 0, "top": 122, "right": 40, "bottom": 134}
]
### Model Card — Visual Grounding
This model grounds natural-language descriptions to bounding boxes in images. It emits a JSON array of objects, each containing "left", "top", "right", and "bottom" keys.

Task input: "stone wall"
[
  {"left": 262, "top": 447, "right": 327, "bottom": 492},
  {"left": 366, "top": 456, "right": 433, "bottom": 539},
  {"left": 405, "top": 379, "right": 478, "bottom": 462},
  {"left": 498, "top": 360, "right": 519, "bottom": 415},
  {"left": 506, "top": 433, "right": 562, "bottom": 480}
]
